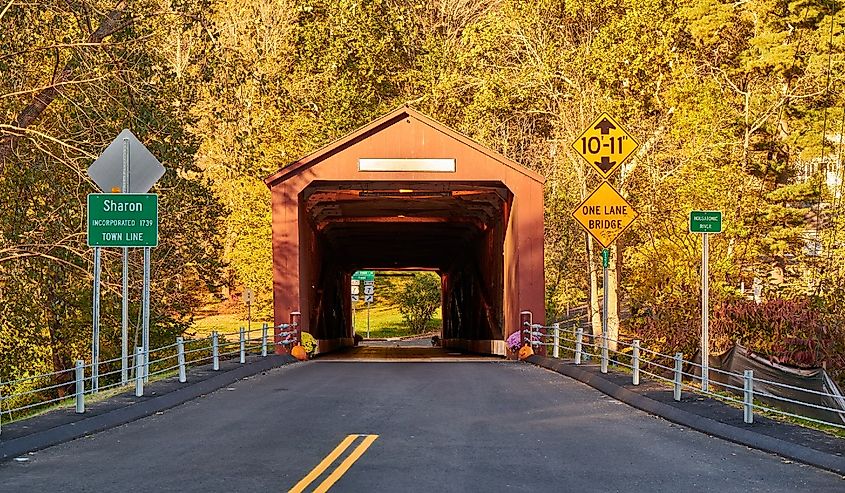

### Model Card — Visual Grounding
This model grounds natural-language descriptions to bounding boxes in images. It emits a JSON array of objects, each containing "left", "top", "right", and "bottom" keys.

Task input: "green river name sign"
[{"left": 689, "top": 210, "right": 723, "bottom": 234}]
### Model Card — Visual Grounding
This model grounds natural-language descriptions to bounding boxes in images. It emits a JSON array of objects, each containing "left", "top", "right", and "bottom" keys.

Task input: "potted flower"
[
  {"left": 506, "top": 330, "right": 534, "bottom": 360},
  {"left": 507, "top": 331, "right": 522, "bottom": 358},
  {"left": 300, "top": 331, "right": 318, "bottom": 357}
]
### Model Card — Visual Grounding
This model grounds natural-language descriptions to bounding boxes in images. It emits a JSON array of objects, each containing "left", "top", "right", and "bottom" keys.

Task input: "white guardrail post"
[
  {"left": 261, "top": 323, "right": 268, "bottom": 357},
  {"left": 601, "top": 335, "right": 608, "bottom": 373},
  {"left": 135, "top": 347, "right": 144, "bottom": 397},
  {"left": 177, "top": 337, "right": 186, "bottom": 383},
  {"left": 632, "top": 340, "right": 640, "bottom": 386},
  {"left": 75, "top": 359, "right": 85, "bottom": 414},
  {"left": 239, "top": 327, "right": 246, "bottom": 364},
  {"left": 673, "top": 352, "right": 683, "bottom": 401},
  {"left": 744, "top": 369, "right": 754, "bottom": 424},
  {"left": 553, "top": 323, "right": 560, "bottom": 359},
  {"left": 575, "top": 328, "right": 583, "bottom": 365},
  {"left": 212, "top": 331, "right": 219, "bottom": 371}
]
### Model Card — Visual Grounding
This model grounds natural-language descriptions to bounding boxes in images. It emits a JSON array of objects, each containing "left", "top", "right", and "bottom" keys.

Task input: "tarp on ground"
[{"left": 690, "top": 343, "right": 845, "bottom": 425}]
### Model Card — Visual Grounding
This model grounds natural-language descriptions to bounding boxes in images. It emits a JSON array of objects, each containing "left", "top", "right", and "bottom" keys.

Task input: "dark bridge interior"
[{"left": 300, "top": 180, "right": 512, "bottom": 344}]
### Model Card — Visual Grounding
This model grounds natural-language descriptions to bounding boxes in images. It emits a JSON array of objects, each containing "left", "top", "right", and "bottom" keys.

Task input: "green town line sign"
[{"left": 87, "top": 193, "right": 158, "bottom": 247}]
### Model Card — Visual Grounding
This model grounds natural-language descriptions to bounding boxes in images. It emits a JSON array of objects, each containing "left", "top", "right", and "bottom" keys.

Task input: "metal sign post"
[
  {"left": 601, "top": 248, "right": 610, "bottom": 374},
  {"left": 121, "top": 137, "right": 129, "bottom": 385},
  {"left": 244, "top": 288, "right": 254, "bottom": 340},
  {"left": 121, "top": 245, "right": 128, "bottom": 385},
  {"left": 701, "top": 233, "right": 709, "bottom": 391},
  {"left": 88, "top": 129, "right": 164, "bottom": 387},
  {"left": 142, "top": 246, "right": 151, "bottom": 381},
  {"left": 689, "top": 210, "right": 722, "bottom": 392},
  {"left": 363, "top": 279, "right": 375, "bottom": 339},
  {"left": 92, "top": 247, "right": 101, "bottom": 392},
  {"left": 351, "top": 280, "right": 360, "bottom": 333}
]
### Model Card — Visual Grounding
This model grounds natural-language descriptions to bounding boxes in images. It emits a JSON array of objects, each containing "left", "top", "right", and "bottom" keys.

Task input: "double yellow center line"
[{"left": 289, "top": 434, "right": 379, "bottom": 493}]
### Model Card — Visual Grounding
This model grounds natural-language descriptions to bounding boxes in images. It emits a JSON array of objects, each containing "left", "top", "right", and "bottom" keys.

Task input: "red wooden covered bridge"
[{"left": 264, "top": 107, "right": 545, "bottom": 355}]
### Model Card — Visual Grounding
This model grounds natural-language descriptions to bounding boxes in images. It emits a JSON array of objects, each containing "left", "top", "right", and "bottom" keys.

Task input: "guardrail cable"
[
  {"left": 541, "top": 321, "right": 845, "bottom": 429},
  {"left": 0, "top": 322, "right": 287, "bottom": 425}
]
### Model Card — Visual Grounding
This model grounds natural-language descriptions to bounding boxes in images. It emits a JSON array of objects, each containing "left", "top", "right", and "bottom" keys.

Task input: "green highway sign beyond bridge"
[
  {"left": 352, "top": 270, "right": 375, "bottom": 281},
  {"left": 87, "top": 193, "right": 158, "bottom": 247}
]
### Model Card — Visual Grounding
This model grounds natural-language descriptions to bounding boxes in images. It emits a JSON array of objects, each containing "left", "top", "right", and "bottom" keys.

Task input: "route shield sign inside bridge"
[
  {"left": 572, "top": 113, "right": 639, "bottom": 179},
  {"left": 571, "top": 182, "right": 638, "bottom": 248}
]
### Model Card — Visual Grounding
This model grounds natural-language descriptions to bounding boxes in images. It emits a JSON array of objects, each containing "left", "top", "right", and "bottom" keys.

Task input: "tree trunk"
[
  {"left": 587, "top": 235, "right": 601, "bottom": 338},
  {"left": 607, "top": 243, "right": 619, "bottom": 352},
  {"left": 45, "top": 284, "right": 72, "bottom": 397}
]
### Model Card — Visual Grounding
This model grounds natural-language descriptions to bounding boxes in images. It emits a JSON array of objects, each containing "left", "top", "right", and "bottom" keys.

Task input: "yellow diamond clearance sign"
[
  {"left": 571, "top": 182, "right": 639, "bottom": 248},
  {"left": 572, "top": 112, "right": 639, "bottom": 179}
]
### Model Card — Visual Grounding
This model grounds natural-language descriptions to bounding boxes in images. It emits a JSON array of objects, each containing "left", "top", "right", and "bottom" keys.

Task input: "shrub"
[
  {"left": 625, "top": 292, "right": 701, "bottom": 357},
  {"left": 627, "top": 294, "right": 845, "bottom": 384},
  {"left": 397, "top": 272, "right": 441, "bottom": 334},
  {"left": 713, "top": 297, "right": 845, "bottom": 375}
]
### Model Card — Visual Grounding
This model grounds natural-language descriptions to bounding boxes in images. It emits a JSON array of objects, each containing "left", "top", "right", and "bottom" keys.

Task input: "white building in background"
[{"left": 798, "top": 133, "right": 844, "bottom": 199}]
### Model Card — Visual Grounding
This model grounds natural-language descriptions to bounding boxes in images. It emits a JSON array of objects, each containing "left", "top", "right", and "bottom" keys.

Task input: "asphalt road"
[{"left": 1, "top": 360, "right": 843, "bottom": 492}]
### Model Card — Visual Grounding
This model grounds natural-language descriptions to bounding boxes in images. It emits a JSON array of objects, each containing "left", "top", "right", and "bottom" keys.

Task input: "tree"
[
  {"left": 397, "top": 273, "right": 442, "bottom": 334},
  {"left": 0, "top": 0, "right": 224, "bottom": 398}
]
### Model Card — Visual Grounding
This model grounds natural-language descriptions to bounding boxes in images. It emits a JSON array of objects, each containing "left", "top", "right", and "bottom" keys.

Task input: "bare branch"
[
  {"left": 0, "top": 124, "right": 97, "bottom": 159},
  {"left": 0, "top": 37, "right": 155, "bottom": 61},
  {"left": 0, "top": 0, "right": 12, "bottom": 22},
  {"left": 1, "top": 76, "right": 109, "bottom": 99},
  {"left": 0, "top": 1, "right": 129, "bottom": 171}
]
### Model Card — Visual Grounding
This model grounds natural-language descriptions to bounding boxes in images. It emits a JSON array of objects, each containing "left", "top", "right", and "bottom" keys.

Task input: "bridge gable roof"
[{"left": 264, "top": 106, "right": 545, "bottom": 188}]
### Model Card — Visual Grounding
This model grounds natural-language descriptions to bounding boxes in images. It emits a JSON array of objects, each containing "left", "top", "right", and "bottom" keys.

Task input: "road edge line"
[
  {"left": 527, "top": 355, "right": 845, "bottom": 476},
  {"left": 0, "top": 355, "right": 296, "bottom": 462}
]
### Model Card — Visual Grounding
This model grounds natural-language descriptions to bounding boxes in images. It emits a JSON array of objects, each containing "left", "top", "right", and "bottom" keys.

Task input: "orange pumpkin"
[
  {"left": 291, "top": 344, "right": 308, "bottom": 361},
  {"left": 518, "top": 343, "right": 534, "bottom": 361}
]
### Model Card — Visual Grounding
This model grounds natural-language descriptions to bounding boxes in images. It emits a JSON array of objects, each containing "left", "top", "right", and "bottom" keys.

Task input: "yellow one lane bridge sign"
[{"left": 571, "top": 182, "right": 639, "bottom": 249}]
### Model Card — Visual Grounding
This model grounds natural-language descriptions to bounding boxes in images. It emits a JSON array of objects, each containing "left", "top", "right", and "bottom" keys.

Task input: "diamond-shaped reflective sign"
[
  {"left": 571, "top": 182, "right": 639, "bottom": 248},
  {"left": 572, "top": 113, "right": 639, "bottom": 179},
  {"left": 87, "top": 129, "right": 165, "bottom": 193}
]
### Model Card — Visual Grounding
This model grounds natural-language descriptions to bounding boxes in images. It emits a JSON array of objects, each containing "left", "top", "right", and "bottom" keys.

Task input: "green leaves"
[
  {"left": 0, "top": 1, "right": 224, "bottom": 388},
  {"left": 396, "top": 273, "right": 442, "bottom": 334}
]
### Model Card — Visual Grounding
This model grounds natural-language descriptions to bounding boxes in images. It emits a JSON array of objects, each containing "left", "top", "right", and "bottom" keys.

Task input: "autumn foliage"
[
  {"left": 2, "top": 0, "right": 845, "bottom": 398},
  {"left": 629, "top": 296, "right": 845, "bottom": 384}
]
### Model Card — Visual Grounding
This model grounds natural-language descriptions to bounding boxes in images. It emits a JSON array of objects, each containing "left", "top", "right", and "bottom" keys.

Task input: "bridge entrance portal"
[{"left": 265, "top": 107, "right": 544, "bottom": 356}]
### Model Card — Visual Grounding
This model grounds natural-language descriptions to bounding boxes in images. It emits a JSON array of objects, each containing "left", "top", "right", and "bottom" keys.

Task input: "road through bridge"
[{"left": 2, "top": 349, "right": 842, "bottom": 492}]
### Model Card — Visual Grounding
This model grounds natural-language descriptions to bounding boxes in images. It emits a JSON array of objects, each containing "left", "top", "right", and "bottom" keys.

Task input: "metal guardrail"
[
  {"left": 523, "top": 322, "right": 845, "bottom": 430},
  {"left": 0, "top": 321, "right": 300, "bottom": 436},
  {"left": 8, "top": 314, "right": 842, "bottom": 436}
]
